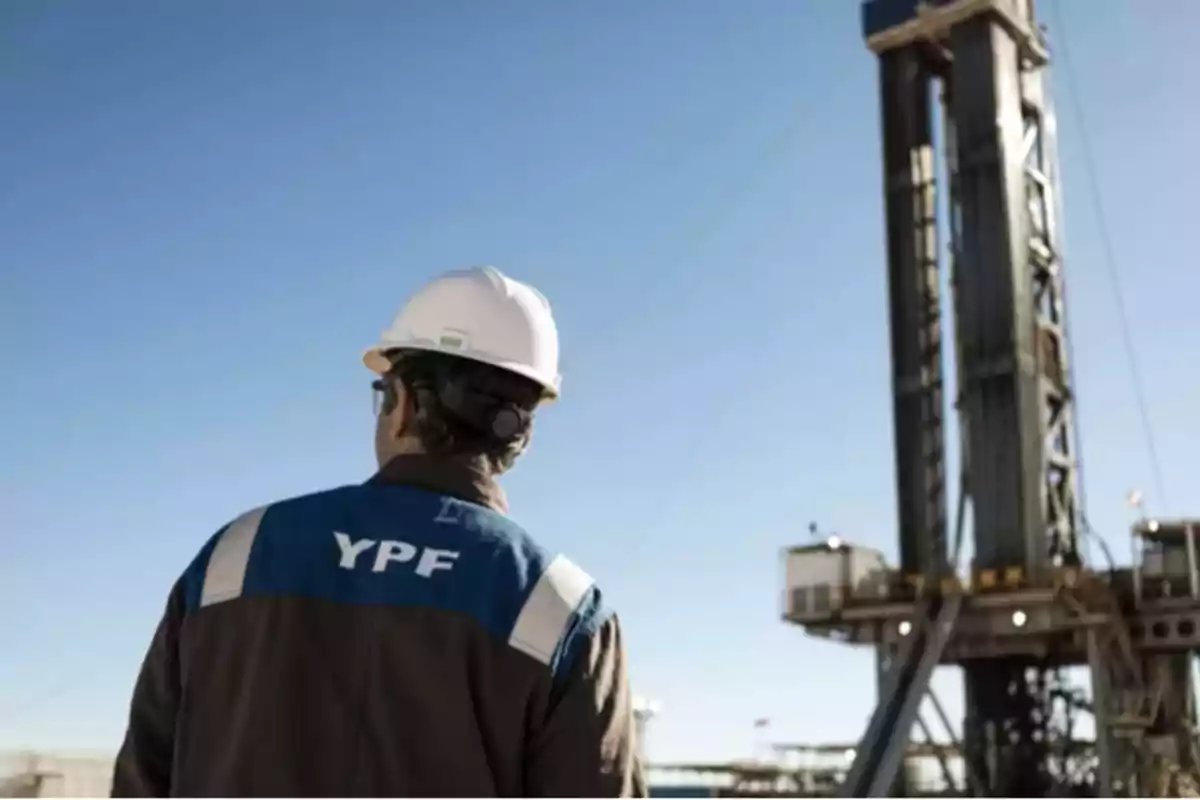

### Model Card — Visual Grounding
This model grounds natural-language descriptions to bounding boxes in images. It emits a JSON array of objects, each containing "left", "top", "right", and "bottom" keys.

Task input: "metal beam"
[
  {"left": 877, "top": 44, "right": 948, "bottom": 578},
  {"left": 839, "top": 595, "right": 962, "bottom": 797}
]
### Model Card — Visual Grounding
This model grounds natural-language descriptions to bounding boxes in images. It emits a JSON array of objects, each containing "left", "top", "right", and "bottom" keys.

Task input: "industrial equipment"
[{"left": 781, "top": 0, "right": 1200, "bottom": 796}]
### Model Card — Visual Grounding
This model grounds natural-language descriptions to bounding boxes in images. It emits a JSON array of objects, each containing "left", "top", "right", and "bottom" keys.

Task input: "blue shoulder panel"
[
  {"left": 180, "top": 484, "right": 603, "bottom": 678},
  {"left": 549, "top": 580, "right": 609, "bottom": 678}
]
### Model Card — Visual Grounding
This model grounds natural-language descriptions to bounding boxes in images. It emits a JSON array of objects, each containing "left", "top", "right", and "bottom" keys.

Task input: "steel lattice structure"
[{"left": 780, "top": 1, "right": 1200, "bottom": 796}]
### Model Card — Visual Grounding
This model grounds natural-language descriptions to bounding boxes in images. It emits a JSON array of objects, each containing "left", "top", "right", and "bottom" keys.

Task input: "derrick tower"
[{"left": 781, "top": 1, "right": 1200, "bottom": 795}]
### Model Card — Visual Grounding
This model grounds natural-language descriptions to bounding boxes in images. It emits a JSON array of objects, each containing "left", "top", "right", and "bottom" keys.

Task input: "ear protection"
[
  {"left": 373, "top": 377, "right": 530, "bottom": 440},
  {"left": 438, "top": 379, "right": 531, "bottom": 440}
]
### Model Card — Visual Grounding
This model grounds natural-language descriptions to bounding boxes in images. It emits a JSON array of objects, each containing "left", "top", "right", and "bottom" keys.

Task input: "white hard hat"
[{"left": 364, "top": 266, "right": 562, "bottom": 399}]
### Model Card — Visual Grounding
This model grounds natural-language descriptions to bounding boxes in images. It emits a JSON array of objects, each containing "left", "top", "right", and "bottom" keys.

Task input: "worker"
[{"left": 111, "top": 265, "right": 646, "bottom": 798}]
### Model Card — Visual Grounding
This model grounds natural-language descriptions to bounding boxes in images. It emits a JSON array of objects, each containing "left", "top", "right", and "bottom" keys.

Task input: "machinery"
[
  {"left": 652, "top": 742, "right": 983, "bottom": 797},
  {"left": 781, "top": 0, "right": 1200, "bottom": 796}
]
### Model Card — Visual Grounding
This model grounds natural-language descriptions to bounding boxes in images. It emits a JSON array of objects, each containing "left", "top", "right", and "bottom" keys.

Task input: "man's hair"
[{"left": 381, "top": 349, "right": 545, "bottom": 474}]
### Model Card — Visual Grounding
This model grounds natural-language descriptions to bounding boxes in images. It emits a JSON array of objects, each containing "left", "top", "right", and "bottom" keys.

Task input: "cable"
[
  {"left": 1047, "top": 0, "right": 1171, "bottom": 515},
  {"left": 1079, "top": 513, "right": 1118, "bottom": 573}
]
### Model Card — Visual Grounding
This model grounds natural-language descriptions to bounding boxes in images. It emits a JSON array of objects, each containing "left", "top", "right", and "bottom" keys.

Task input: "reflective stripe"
[
  {"left": 200, "top": 505, "right": 268, "bottom": 608},
  {"left": 508, "top": 554, "right": 594, "bottom": 665}
]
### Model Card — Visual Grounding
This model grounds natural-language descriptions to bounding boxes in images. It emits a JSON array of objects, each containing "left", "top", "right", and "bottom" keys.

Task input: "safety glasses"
[{"left": 371, "top": 379, "right": 391, "bottom": 417}]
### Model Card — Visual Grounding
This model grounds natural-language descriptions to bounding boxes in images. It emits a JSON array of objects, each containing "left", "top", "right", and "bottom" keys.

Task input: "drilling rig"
[{"left": 781, "top": 0, "right": 1200, "bottom": 796}]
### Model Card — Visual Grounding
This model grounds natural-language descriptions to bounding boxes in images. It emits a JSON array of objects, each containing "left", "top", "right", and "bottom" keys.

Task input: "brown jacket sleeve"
[
  {"left": 523, "top": 613, "right": 648, "bottom": 798},
  {"left": 111, "top": 580, "right": 185, "bottom": 798}
]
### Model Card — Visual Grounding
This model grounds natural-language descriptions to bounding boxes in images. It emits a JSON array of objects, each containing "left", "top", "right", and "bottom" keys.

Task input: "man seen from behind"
[{"left": 111, "top": 265, "right": 645, "bottom": 797}]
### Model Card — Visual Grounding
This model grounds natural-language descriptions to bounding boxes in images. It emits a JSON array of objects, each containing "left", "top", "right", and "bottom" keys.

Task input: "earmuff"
[
  {"left": 438, "top": 379, "right": 531, "bottom": 440},
  {"left": 374, "top": 376, "right": 530, "bottom": 441}
]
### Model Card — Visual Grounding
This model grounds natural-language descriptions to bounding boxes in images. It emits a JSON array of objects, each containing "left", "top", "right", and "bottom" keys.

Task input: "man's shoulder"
[
  {"left": 458, "top": 508, "right": 612, "bottom": 676},
  {"left": 176, "top": 485, "right": 360, "bottom": 608},
  {"left": 412, "top": 492, "right": 596, "bottom": 616},
  {"left": 202, "top": 484, "right": 364, "bottom": 533}
]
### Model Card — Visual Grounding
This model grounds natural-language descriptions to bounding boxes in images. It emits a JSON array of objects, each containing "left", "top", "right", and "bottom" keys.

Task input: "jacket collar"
[{"left": 367, "top": 453, "right": 508, "bottom": 514}]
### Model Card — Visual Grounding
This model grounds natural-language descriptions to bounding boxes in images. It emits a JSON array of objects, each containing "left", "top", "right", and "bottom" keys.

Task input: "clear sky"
[{"left": 1, "top": 0, "right": 1198, "bottom": 767}]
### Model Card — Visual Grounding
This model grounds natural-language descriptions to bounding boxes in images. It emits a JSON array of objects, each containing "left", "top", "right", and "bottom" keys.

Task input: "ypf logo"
[{"left": 333, "top": 532, "right": 459, "bottom": 577}]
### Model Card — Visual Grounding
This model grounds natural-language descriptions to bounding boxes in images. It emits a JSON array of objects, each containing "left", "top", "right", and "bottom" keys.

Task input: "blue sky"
[{"left": 1, "top": 0, "right": 1197, "bottom": 765}]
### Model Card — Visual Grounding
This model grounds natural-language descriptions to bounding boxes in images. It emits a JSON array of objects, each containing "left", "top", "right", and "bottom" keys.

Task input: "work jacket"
[{"left": 110, "top": 454, "right": 646, "bottom": 797}]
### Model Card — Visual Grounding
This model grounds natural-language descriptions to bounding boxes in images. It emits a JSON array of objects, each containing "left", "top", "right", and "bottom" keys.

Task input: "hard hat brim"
[
  {"left": 362, "top": 344, "right": 560, "bottom": 401},
  {"left": 362, "top": 347, "right": 393, "bottom": 376}
]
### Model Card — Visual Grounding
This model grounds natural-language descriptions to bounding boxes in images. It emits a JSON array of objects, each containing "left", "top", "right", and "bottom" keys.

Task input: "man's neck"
[{"left": 368, "top": 453, "right": 508, "bottom": 513}]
